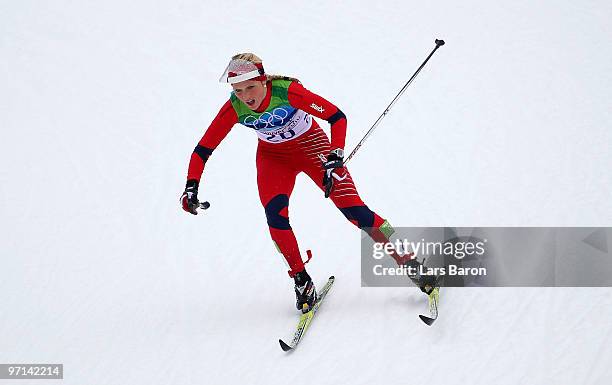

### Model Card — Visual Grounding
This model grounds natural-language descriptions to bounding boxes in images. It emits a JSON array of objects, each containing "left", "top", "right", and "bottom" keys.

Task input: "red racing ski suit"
[{"left": 186, "top": 80, "right": 396, "bottom": 276}]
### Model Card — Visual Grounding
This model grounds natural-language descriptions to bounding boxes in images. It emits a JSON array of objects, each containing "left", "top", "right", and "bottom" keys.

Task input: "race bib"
[{"left": 245, "top": 108, "right": 312, "bottom": 143}]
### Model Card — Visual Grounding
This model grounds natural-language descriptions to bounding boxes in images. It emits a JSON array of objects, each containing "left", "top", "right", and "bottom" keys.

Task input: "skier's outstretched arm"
[{"left": 181, "top": 100, "right": 237, "bottom": 214}]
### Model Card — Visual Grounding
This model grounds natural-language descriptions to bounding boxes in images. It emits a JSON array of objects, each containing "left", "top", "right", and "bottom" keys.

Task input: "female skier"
[{"left": 181, "top": 53, "right": 428, "bottom": 313}]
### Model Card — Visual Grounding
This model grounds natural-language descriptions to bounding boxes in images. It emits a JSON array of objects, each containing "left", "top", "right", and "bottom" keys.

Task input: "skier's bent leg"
[
  {"left": 302, "top": 162, "right": 410, "bottom": 265},
  {"left": 326, "top": 174, "right": 413, "bottom": 265}
]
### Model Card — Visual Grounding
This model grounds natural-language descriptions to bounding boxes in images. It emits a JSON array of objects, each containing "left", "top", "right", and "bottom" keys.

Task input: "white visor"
[{"left": 219, "top": 58, "right": 264, "bottom": 84}]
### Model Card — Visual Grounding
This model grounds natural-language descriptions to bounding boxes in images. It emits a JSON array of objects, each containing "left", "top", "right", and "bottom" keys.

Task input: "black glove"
[
  {"left": 180, "top": 179, "right": 199, "bottom": 215},
  {"left": 322, "top": 148, "right": 344, "bottom": 198}
]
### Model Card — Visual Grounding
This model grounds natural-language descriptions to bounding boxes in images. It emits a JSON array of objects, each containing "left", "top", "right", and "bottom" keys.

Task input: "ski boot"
[
  {"left": 294, "top": 269, "right": 317, "bottom": 314},
  {"left": 402, "top": 258, "right": 440, "bottom": 295}
]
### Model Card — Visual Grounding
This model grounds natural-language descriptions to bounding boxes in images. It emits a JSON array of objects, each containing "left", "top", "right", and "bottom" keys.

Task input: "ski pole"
[{"left": 345, "top": 39, "right": 445, "bottom": 165}]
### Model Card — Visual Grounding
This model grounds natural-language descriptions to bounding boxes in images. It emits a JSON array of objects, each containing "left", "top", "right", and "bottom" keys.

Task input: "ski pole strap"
[
  {"left": 304, "top": 249, "right": 313, "bottom": 265},
  {"left": 345, "top": 39, "right": 445, "bottom": 164}
]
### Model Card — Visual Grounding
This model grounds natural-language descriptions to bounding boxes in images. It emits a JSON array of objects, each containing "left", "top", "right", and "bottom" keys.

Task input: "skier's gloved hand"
[
  {"left": 180, "top": 179, "right": 200, "bottom": 215},
  {"left": 322, "top": 148, "right": 344, "bottom": 198}
]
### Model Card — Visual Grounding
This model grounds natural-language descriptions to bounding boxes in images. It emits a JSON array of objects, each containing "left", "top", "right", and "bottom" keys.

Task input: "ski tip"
[
  {"left": 329, "top": 275, "right": 335, "bottom": 280},
  {"left": 279, "top": 339, "right": 293, "bottom": 352},
  {"left": 419, "top": 315, "right": 436, "bottom": 326}
]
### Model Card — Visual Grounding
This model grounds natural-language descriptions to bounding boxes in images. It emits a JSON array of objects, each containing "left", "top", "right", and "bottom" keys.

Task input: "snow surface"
[{"left": 2, "top": 1, "right": 612, "bottom": 384}]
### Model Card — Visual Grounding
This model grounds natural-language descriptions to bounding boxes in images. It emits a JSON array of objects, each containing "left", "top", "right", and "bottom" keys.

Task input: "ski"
[
  {"left": 419, "top": 286, "right": 440, "bottom": 325},
  {"left": 279, "top": 276, "right": 335, "bottom": 352}
]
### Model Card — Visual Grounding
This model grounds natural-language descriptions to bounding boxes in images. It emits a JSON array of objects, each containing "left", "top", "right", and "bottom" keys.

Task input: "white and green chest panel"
[{"left": 230, "top": 79, "right": 312, "bottom": 143}]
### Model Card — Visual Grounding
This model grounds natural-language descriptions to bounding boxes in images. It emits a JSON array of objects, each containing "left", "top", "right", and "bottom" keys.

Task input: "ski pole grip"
[
  {"left": 199, "top": 201, "right": 211, "bottom": 210},
  {"left": 435, "top": 39, "right": 445, "bottom": 47}
]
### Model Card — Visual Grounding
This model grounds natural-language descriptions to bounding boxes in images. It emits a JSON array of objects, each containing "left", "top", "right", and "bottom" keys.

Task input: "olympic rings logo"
[{"left": 243, "top": 107, "right": 291, "bottom": 130}]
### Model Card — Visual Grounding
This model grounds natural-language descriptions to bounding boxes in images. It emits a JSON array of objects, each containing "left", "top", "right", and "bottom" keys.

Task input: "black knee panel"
[
  {"left": 339, "top": 205, "right": 375, "bottom": 229},
  {"left": 265, "top": 194, "right": 291, "bottom": 230}
]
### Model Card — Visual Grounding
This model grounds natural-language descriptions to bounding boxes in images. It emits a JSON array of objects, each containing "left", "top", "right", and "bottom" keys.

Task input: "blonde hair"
[
  {"left": 231, "top": 52, "right": 300, "bottom": 83},
  {"left": 232, "top": 52, "right": 262, "bottom": 63}
]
